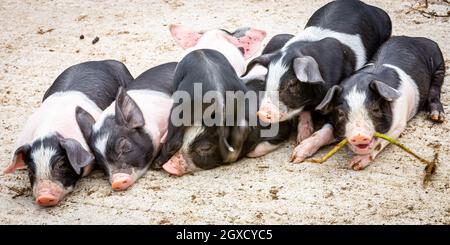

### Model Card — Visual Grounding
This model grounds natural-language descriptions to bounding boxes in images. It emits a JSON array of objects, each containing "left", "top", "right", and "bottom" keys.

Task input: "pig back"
[
  {"left": 128, "top": 62, "right": 178, "bottom": 96},
  {"left": 43, "top": 60, "right": 134, "bottom": 110}
]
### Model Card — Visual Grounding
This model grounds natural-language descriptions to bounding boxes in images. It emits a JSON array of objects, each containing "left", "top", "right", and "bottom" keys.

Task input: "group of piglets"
[{"left": 4, "top": 0, "right": 445, "bottom": 207}]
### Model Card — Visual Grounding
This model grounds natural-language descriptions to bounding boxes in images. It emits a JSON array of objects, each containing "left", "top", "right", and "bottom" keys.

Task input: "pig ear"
[
  {"left": 370, "top": 80, "right": 401, "bottom": 102},
  {"left": 242, "top": 53, "right": 274, "bottom": 77},
  {"left": 115, "top": 87, "right": 145, "bottom": 129},
  {"left": 316, "top": 85, "right": 342, "bottom": 114},
  {"left": 218, "top": 126, "right": 233, "bottom": 157},
  {"left": 228, "top": 28, "right": 267, "bottom": 59},
  {"left": 59, "top": 138, "right": 94, "bottom": 175},
  {"left": 151, "top": 124, "right": 185, "bottom": 169},
  {"left": 4, "top": 145, "right": 31, "bottom": 174},
  {"left": 75, "top": 106, "right": 95, "bottom": 140},
  {"left": 217, "top": 123, "right": 250, "bottom": 163},
  {"left": 293, "top": 56, "right": 325, "bottom": 84},
  {"left": 169, "top": 24, "right": 202, "bottom": 49}
]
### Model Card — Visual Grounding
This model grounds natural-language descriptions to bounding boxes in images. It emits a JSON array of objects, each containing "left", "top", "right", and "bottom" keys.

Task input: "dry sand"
[{"left": 0, "top": 0, "right": 449, "bottom": 224}]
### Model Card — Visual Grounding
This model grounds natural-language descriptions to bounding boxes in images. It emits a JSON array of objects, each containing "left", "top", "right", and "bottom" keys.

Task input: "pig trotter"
[
  {"left": 428, "top": 66, "right": 445, "bottom": 123},
  {"left": 247, "top": 142, "right": 280, "bottom": 158},
  {"left": 290, "top": 140, "right": 319, "bottom": 163},
  {"left": 349, "top": 154, "right": 373, "bottom": 170},
  {"left": 297, "top": 111, "right": 314, "bottom": 144},
  {"left": 429, "top": 109, "right": 445, "bottom": 123},
  {"left": 291, "top": 124, "right": 335, "bottom": 163}
]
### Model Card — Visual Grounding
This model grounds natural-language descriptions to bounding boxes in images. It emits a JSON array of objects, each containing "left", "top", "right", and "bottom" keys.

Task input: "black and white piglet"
[
  {"left": 243, "top": 34, "right": 296, "bottom": 158},
  {"left": 4, "top": 60, "right": 133, "bottom": 206},
  {"left": 152, "top": 25, "right": 267, "bottom": 176},
  {"left": 76, "top": 62, "right": 177, "bottom": 191},
  {"left": 316, "top": 36, "right": 445, "bottom": 170},
  {"left": 243, "top": 0, "right": 392, "bottom": 162}
]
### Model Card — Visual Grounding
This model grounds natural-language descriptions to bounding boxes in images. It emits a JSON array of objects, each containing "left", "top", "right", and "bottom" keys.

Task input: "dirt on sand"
[{"left": 0, "top": 0, "right": 449, "bottom": 224}]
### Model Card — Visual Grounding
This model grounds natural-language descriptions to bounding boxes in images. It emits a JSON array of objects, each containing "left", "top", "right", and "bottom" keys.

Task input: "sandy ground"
[{"left": 0, "top": 0, "right": 449, "bottom": 225}]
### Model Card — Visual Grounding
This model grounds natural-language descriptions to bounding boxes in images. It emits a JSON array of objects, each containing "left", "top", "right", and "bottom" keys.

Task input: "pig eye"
[
  {"left": 288, "top": 80, "right": 297, "bottom": 88},
  {"left": 371, "top": 107, "right": 383, "bottom": 117},
  {"left": 117, "top": 138, "right": 132, "bottom": 154},
  {"left": 337, "top": 109, "right": 346, "bottom": 119},
  {"left": 55, "top": 160, "right": 66, "bottom": 170},
  {"left": 196, "top": 143, "right": 213, "bottom": 153}
]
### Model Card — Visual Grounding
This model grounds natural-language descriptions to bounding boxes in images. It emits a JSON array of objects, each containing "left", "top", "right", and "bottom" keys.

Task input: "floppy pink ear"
[
  {"left": 229, "top": 28, "right": 267, "bottom": 59},
  {"left": 169, "top": 24, "right": 202, "bottom": 49},
  {"left": 4, "top": 145, "right": 30, "bottom": 174}
]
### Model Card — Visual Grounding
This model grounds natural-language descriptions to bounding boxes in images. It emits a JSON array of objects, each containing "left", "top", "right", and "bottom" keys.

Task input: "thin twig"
[
  {"left": 374, "top": 132, "right": 438, "bottom": 187},
  {"left": 374, "top": 132, "right": 430, "bottom": 164},
  {"left": 304, "top": 131, "right": 437, "bottom": 186},
  {"left": 306, "top": 138, "right": 348, "bottom": 164},
  {"left": 407, "top": 7, "right": 450, "bottom": 18}
]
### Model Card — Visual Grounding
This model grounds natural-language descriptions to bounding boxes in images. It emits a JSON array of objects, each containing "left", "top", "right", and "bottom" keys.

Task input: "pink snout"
[
  {"left": 36, "top": 194, "right": 59, "bottom": 207},
  {"left": 257, "top": 102, "right": 283, "bottom": 123},
  {"left": 35, "top": 181, "right": 64, "bottom": 207},
  {"left": 162, "top": 152, "right": 187, "bottom": 176},
  {"left": 349, "top": 134, "right": 372, "bottom": 145},
  {"left": 111, "top": 173, "right": 134, "bottom": 191},
  {"left": 348, "top": 132, "right": 374, "bottom": 154}
]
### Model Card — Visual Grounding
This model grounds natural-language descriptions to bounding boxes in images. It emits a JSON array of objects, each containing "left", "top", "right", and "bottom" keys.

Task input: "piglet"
[
  {"left": 243, "top": 34, "right": 296, "bottom": 158},
  {"left": 153, "top": 25, "right": 267, "bottom": 176},
  {"left": 4, "top": 60, "right": 133, "bottom": 206},
  {"left": 316, "top": 36, "right": 445, "bottom": 170},
  {"left": 242, "top": 0, "right": 392, "bottom": 163},
  {"left": 76, "top": 62, "right": 177, "bottom": 191},
  {"left": 170, "top": 24, "right": 266, "bottom": 76}
]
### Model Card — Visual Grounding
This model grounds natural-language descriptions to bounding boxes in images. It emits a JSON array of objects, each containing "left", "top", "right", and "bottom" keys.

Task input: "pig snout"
[
  {"left": 257, "top": 101, "right": 284, "bottom": 123},
  {"left": 35, "top": 181, "right": 64, "bottom": 207},
  {"left": 111, "top": 173, "right": 134, "bottom": 191},
  {"left": 162, "top": 152, "right": 188, "bottom": 176},
  {"left": 347, "top": 130, "right": 374, "bottom": 155}
]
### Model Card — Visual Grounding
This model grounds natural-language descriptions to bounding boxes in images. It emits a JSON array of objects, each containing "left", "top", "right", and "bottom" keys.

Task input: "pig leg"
[
  {"left": 348, "top": 154, "right": 372, "bottom": 170},
  {"left": 296, "top": 111, "right": 314, "bottom": 144},
  {"left": 247, "top": 141, "right": 280, "bottom": 158},
  {"left": 427, "top": 65, "right": 445, "bottom": 122},
  {"left": 350, "top": 121, "right": 406, "bottom": 170},
  {"left": 290, "top": 124, "right": 335, "bottom": 163}
]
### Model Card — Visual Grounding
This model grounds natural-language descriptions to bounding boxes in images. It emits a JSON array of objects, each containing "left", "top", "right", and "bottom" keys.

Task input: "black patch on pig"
[
  {"left": 25, "top": 135, "right": 81, "bottom": 188},
  {"left": 43, "top": 60, "right": 134, "bottom": 110},
  {"left": 89, "top": 115, "right": 154, "bottom": 176},
  {"left": 128, "top": 62, "right": 177, "bottom": 95},
  {"left": 305, "top": 0, "right": 391, "bottom": 60},
  {"left": 79, "top": 62, "right": 177, "bottom": 175},
  {"left": 188, "top": 127, "right": 224, "bottom": 170},
  {"left": 246, "top": 0, "right": 392, "bottom": 114},
  {"left": 155, "top": 49, "right": 250, "bottom": 169},
  {"left": 261, "top": 34, "right": 294, "bottom": 55},
  {"left": 277, "top": 38, "right": 355, "bottom": 111},
  {"left": 372, "top": 36, "right": 445, "bottom": 112}
]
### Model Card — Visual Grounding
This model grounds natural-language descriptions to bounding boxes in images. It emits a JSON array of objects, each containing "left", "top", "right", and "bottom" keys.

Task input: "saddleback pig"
[
  {"left": 76, "top": 62, "right": 177, "bottom": 191},
  {"left": 4, "top": 60, "right": 133, "bottom": 206},
  {"left": 315, "top": 36, "right": 445, "bottom": 170},
  {"left": 242, "top": 0, "right": 392, "bottom": 162},
  {"left": 152, "top": 25, "right": 269, "bottom": 175}
]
